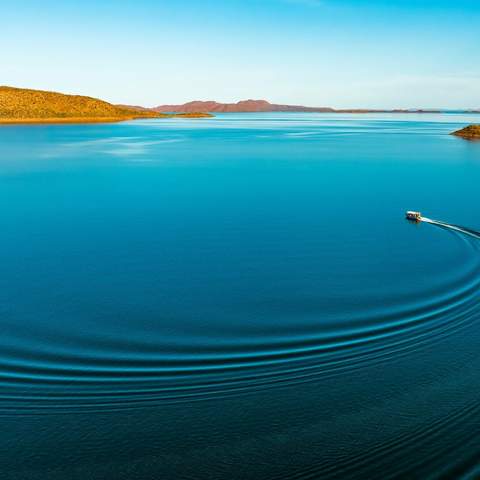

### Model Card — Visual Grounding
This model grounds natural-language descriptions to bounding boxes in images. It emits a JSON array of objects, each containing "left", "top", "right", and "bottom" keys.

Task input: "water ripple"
[{"left": 1, "top": 224, "right": 479, "bottom": 414}]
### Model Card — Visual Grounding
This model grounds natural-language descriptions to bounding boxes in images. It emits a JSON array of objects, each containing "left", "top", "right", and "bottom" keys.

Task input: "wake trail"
[{"left": 420, "top": 217, "right": 480, "bottom": 240}]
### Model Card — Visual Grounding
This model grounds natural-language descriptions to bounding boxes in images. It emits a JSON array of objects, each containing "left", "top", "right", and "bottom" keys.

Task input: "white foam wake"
[{"left": 421, "top": 217, "right": 480, "bottom": 240}]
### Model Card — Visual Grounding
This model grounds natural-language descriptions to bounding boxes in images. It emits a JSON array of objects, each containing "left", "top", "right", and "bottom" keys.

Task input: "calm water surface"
[{"left": 1, "top": 113, "right": 480, "bottom": 479}]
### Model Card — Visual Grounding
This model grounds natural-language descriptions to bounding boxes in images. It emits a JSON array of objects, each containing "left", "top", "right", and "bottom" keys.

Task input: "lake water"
[{"left": 1, "top": 113, "right": 480, "bottom": 479}]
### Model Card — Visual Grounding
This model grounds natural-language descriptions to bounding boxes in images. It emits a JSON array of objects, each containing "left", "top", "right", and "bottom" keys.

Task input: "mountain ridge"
[
  {"left": 152, "top": 99, "right": 446, "bottom": 114},
  {"left": 153, "top": 99, "right": 335, "bottom": 113}
]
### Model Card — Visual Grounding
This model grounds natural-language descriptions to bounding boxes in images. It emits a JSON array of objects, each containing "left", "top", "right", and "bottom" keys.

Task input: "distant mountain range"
[
  {"left": 153, "top": 100, "right": 335, "bottom": 113},
  {"left": 152, "top": 99, "right": 451, "bottom": 114}
]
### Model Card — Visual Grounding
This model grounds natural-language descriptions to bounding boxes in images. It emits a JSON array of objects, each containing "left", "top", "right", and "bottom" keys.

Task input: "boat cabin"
[{"left": 406, "top": 211, "right": 422, "bottom": 221}]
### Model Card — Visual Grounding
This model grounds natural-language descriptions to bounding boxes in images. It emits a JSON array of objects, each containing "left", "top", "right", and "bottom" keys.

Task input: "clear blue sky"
[{"left": 2, "top": 0, "right": 479, "bottom": 109}]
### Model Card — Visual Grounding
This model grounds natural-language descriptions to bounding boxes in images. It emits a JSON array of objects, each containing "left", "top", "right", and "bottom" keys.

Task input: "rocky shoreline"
[{"left": 452, "top": 125, "right": 480, "bottom": 139}]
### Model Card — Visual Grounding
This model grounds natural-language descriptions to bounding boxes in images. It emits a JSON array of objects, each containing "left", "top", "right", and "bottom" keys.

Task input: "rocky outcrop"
[{"left": 452, "top": 125, "right": 480, "bottom": 139}]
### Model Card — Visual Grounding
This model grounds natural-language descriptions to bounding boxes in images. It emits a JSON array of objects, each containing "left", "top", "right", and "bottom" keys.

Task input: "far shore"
[{"left": 0, "top": 113, "right": 214, "bottom": 125}]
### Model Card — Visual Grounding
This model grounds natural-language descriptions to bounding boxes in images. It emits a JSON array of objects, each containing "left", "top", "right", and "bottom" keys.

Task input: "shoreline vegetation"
[
  {"left": 0, "top": 86, "right": 213, "bottom": 124},
  {"left": 452, "top": 125, "right": 480, "bottom": 140},
  {"left": 0, "top": 112, "right": 214, "bottom": 125}
]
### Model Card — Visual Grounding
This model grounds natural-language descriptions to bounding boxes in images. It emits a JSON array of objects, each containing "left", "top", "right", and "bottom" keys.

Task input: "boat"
[{"left": 406, "top": 211, "right": 422, "bottom": 221}]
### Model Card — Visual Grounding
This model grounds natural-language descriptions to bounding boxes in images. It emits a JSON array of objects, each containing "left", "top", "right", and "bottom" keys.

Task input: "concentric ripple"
[{"left": 1, "top": 225, "right": 479, "bottom": 414}]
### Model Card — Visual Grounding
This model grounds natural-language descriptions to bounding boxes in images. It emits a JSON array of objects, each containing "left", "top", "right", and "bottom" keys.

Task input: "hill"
[
  {"left": 452, "top": 125, "right": 480, "bottom": 139},
  {"left": 0, "top": 86, "right": 212, "bottom": 124}
]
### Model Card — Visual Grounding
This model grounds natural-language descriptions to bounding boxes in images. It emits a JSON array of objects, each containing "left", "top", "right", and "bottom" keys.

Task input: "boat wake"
[{"left": 421, "top": 217, "right": 480, "bottom": 240}]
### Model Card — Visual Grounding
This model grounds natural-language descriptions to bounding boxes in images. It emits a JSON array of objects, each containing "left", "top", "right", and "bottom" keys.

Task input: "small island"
[
  {"left": 0, "top": 86, "right": 213, "bottom": 124},
  {"left": 451, "top": 125, "right": 480, "bottom": 140}
]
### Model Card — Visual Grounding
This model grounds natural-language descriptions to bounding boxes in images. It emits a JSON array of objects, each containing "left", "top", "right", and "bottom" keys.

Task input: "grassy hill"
[
  {"left": 0, "top": 86, "right": 163, "bottom": 123},
  {"left": 452, "top": 125, "right": 480, "bottom": 139}
]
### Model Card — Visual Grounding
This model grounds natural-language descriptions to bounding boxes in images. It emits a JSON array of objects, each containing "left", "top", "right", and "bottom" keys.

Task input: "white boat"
[{"left": 406, "top": 211, "right": 422, "bottom": 221}]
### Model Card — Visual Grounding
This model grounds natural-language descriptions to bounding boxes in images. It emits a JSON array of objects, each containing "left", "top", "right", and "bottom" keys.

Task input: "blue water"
[{"left": 1, "top": 113, "right": 480, "bottom": 479}]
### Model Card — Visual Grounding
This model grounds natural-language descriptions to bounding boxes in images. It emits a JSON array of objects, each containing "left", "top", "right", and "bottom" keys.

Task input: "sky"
[{"left": 1, "top": 0, "right": 479, "bottom": 109}]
